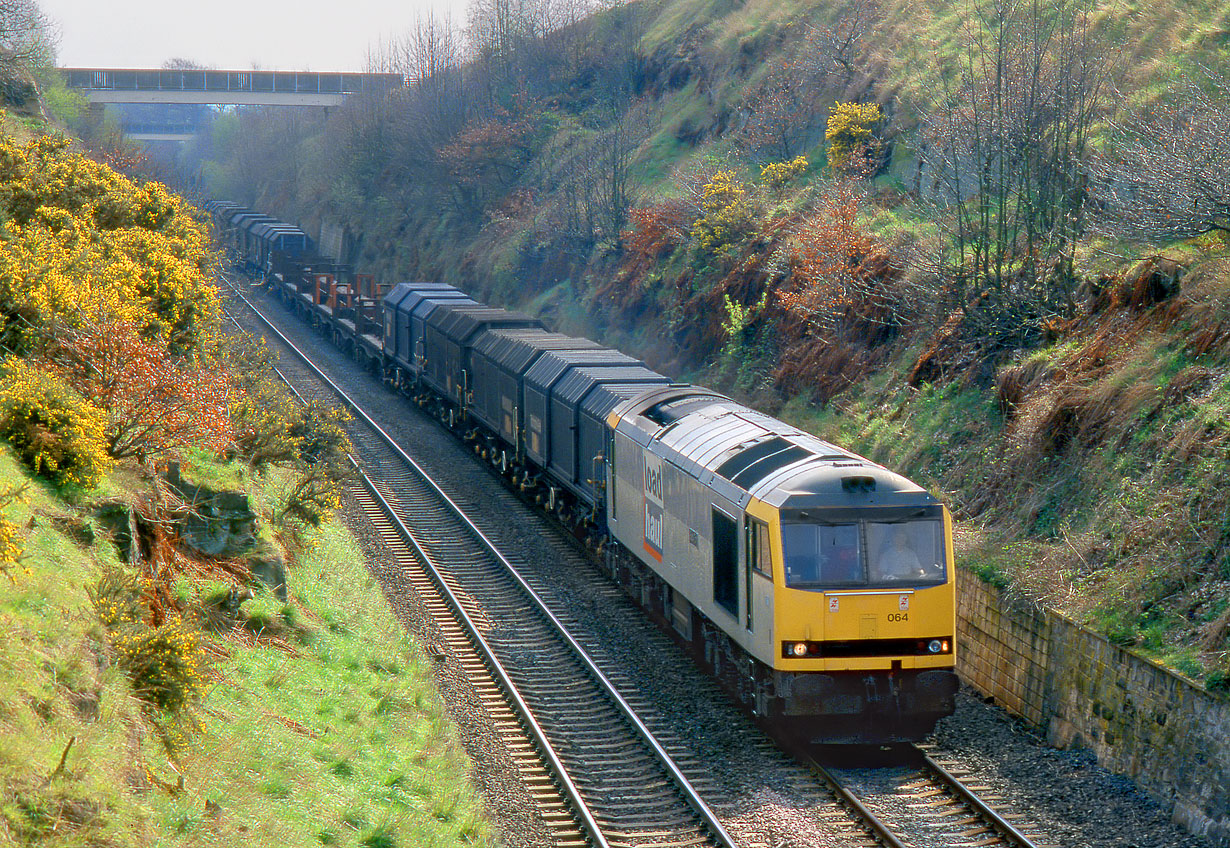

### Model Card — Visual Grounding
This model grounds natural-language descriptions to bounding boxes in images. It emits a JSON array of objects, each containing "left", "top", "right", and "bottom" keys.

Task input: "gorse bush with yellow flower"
[
  {"left": 0, "top": 483, "right": 27, "bottom": 577},
  {"left": 88, "top": 566, "right": 211, "bottom": 718},
  {"left": 760, "top": 155, "right": 809, "bottom": 193},
  {"left": 0, "top": 135, "right": 220, "bottom": 357},
  {"left": 691, "top": 170, "right": 755, "bottom": 257},
  {"left": 0, "top": 358, "right": 112, "bottom": 489},
  {"left": 826, "top": 101, "right": 882, "bottom": 172},
  {"left": 0, "top": 131, "right": 230, "bottom": 484},
  {"left": 111, "top": 618, "right": 210, "bottom": 715}
]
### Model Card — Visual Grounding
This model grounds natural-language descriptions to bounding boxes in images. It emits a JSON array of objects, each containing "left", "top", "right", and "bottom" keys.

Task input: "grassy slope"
[
  {"left": 575, "top": 0, "right": 1230, "bottom": 686},
  {"left": 776, "top": 254, "right": 1230, "bottom": 686},
  {"left": 0, "top": 450, "right": 492, "bottom": 848},
  {"left": 194, "top": 0, "right": 1230, "bottom": 686}
]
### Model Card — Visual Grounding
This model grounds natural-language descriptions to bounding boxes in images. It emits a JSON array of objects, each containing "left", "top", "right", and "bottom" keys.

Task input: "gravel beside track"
[
  {"left": 928, "top": 689, "right": 1211, "bottom": 848},
  {"left": 231, "top": 280, "right": 1213, "bottom": 848}
]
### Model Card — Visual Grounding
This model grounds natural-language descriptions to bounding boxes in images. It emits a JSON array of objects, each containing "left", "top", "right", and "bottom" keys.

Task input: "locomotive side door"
[{"left": 712, "top": 509, "right": 739, "bottom": 620}]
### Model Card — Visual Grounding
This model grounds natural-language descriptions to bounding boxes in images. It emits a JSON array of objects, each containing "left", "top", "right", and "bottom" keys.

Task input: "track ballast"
[{"left": 220, "top": 270, "right": 1061, "bottom": 848}]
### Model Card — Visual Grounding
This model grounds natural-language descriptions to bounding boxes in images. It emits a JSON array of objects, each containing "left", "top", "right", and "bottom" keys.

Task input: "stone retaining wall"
[{"left": 956, "top": 570, "right": 1230, "bottom": 845}]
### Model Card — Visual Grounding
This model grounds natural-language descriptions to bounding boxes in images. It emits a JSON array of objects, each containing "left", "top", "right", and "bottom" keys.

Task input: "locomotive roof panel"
[
  {"left": 653, "top": 415, "right": 761, "bottom": 480},
  {"left": 607, "top": 387, "right": 730, "bottom": 445},
  {"left": 664, "top": 412, "right": 762, "bottom": 463},
  {"left": 552, "top": 365, "right": 668, "bottom": 407},
  {"left": 640, "top": 390, "right": 730, "bottom": 426},
  {"left": 751, "top": 460, "right": 933, "bottom": 510},
  {"left": 613, "top": 392, "right": 910, "bottom": 502}
]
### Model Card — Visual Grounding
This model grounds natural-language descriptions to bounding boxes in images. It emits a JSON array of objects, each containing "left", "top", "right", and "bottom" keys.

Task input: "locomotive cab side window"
[
  {"left": 744, "top": 517, "right": 771, "bottom": 632},
  {"left": 746, "top": 518, "right": 772, "bottom": 577}
]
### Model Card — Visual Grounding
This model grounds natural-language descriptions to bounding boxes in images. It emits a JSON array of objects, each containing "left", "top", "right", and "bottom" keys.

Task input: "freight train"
[{"left": 207, "top": 200, "right": 960, "bottom": 744}]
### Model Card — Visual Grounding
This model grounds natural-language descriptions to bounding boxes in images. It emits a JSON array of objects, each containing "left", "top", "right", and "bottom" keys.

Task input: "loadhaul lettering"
[{"left": 643, "top": 452, "right": 664, "bottom": 561}]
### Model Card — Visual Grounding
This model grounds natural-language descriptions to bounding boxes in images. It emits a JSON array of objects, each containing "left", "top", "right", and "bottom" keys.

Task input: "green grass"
[
  {"left": 186, "top": 519, "right": 491, "bottom": 847},
  {"left": 0, "top": 450, "right": 493, "bottom": 847}
]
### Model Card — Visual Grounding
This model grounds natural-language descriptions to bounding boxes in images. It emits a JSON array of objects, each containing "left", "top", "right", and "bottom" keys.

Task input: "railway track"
[
  {"left": 218, "top": 270, "right": 1053, "bottom": 848},
  {"left": 808, "top": 746, "right": 1049, "bottom": 848},
  {"left": 220, "top": 275, "right": 736, "bottom": 848}
]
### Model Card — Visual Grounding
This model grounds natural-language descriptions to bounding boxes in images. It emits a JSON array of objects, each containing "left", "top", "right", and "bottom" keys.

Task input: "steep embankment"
[
  {"left": 0, "top": 120, "right": 492, "bottom": 847},
  {"left": 187, "top": 0, "right": 1230, "bottom": 690}
]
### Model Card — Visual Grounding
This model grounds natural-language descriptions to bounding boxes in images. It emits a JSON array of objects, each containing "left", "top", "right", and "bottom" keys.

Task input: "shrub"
[
  {"left": 0, "top": 483, "right": 27, "bottom": 577},
  {"left": 89, "top": 566, "right": 146, "bottom": 629},
  {"left": 0, "top": 514, "right": 21, "bottom": 575},
  {"left": 760, "top": 156, "right": 809, "bottom": 193},
  {"left": 278, "top": 400, "right": 353, "bottom": 535},
  {"left": 50, "top": 319, "right": 233, "bottom": 461},
  {"left": 110, "top": 618, "right": 209, "bottom": 714},
  {"left": 0, "top": 360, "right": 112, "bottom": 488},
  {"left": 278, "top": 457, "right": 351, "bottom": 535},
  {"left": 690, "top": 170, "right": 754, "bottom": 257},
  {"left": 826, "top": 102, "right": 882, "bottom": 172},
  {"left": 0, "top": 132, "right": 220, "bottom": 359},
  {"left": 622, "top": 202, "right": 691, "bottom": 260}
]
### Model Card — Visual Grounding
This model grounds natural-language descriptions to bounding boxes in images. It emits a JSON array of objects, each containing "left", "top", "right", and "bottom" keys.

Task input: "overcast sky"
[{"left": 40, "top": 0, "right": 466, "bottom": 72}]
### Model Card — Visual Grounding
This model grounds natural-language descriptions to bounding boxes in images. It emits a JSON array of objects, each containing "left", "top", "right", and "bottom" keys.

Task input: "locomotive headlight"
[
  {"left": 790, "top": 642, "right": 808, "bottom": 657},
  {"left": 928, "top": 639, "right": 944, "bottom": 654}
]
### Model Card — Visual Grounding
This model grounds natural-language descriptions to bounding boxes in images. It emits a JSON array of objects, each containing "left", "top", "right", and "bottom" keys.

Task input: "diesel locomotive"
[{"left": 208, "top": 200, "right": 960, "bottom": 744}]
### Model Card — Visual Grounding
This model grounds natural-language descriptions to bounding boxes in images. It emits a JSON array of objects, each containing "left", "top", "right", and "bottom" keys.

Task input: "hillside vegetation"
[
  {"left": 0, "top": 118, "right": 491, "bottom": 847},
  {"left": 179, "top": 0, "right": 1230, "bottom": 688}
]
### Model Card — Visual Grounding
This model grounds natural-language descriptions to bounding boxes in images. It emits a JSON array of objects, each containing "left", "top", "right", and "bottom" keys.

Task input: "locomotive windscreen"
[
  {"left": 866, "top": 521, "right": 946, "bottom": 583},
  {"left": 782, "top": 518, "right": 946, "bottom": 590}
]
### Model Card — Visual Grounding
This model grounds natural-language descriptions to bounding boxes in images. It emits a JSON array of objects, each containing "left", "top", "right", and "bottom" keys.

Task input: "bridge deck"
[{"left": 61, "top": 68, "right": 403, "bottom": 106}]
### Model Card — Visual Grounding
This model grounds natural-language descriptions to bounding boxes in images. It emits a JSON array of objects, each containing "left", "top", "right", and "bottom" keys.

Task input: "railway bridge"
[{"left": 60, "top": 68, "right": 403, "bottom": 140}]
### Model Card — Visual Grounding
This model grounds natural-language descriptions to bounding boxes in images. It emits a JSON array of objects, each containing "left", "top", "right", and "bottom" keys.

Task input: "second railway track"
[
  {"left": 219, "top": 270, "right": 1055, "bottom": 848},
  {"left": 221, "top": 275, "right": 737, "bottom": 847}
]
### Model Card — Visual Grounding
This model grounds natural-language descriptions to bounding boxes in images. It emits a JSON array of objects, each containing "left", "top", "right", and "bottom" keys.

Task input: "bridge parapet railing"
[{"left": 61, "top": 69, "right": 403, "bottom": 95}]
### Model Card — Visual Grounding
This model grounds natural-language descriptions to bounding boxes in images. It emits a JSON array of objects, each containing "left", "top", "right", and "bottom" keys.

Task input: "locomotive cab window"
[
  {"left": 783, "top": 523, "right": 861, "bottom": 588},
  {"left": 746, "top": 518, "right": 772, "bottom": 578},
  {"left": 866, "top": 521, "right": 945, "bottom": 583},
  {"left": 781, "top": 513, "right": 947, "bottom": 591}
]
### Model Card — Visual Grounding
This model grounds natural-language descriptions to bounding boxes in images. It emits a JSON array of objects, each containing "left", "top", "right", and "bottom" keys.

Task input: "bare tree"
[
  {"left": 0, "top": 0, "right": 58, "bottom": 69},
  {"left": 1092, "top": 72, "right": 1230, "bottom": 242},
  {"left": 738, "top": 6, "right": 881, "bottom": 162},
  {"left": 549, "top": 100, "right": 650, "bottom": 246},
  {"left": 920, "top": 0, "right": 1116, "bottom": 331},
  {"left": 161, "top": 58, "right": 211, "bottom": 70},
  {"left": 807, "top": 0, "right": 880, "bottom": 91}
]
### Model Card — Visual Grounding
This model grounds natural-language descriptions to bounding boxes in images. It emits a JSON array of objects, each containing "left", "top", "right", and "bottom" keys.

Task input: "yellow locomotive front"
[{"left": 748, "top": 487, "right": 958, "bottom": 743}]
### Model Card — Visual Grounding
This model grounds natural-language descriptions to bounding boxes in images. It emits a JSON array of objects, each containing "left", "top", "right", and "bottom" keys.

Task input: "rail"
[{"left": 221, "top": 273, "right": 740, "bottom": 848}]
